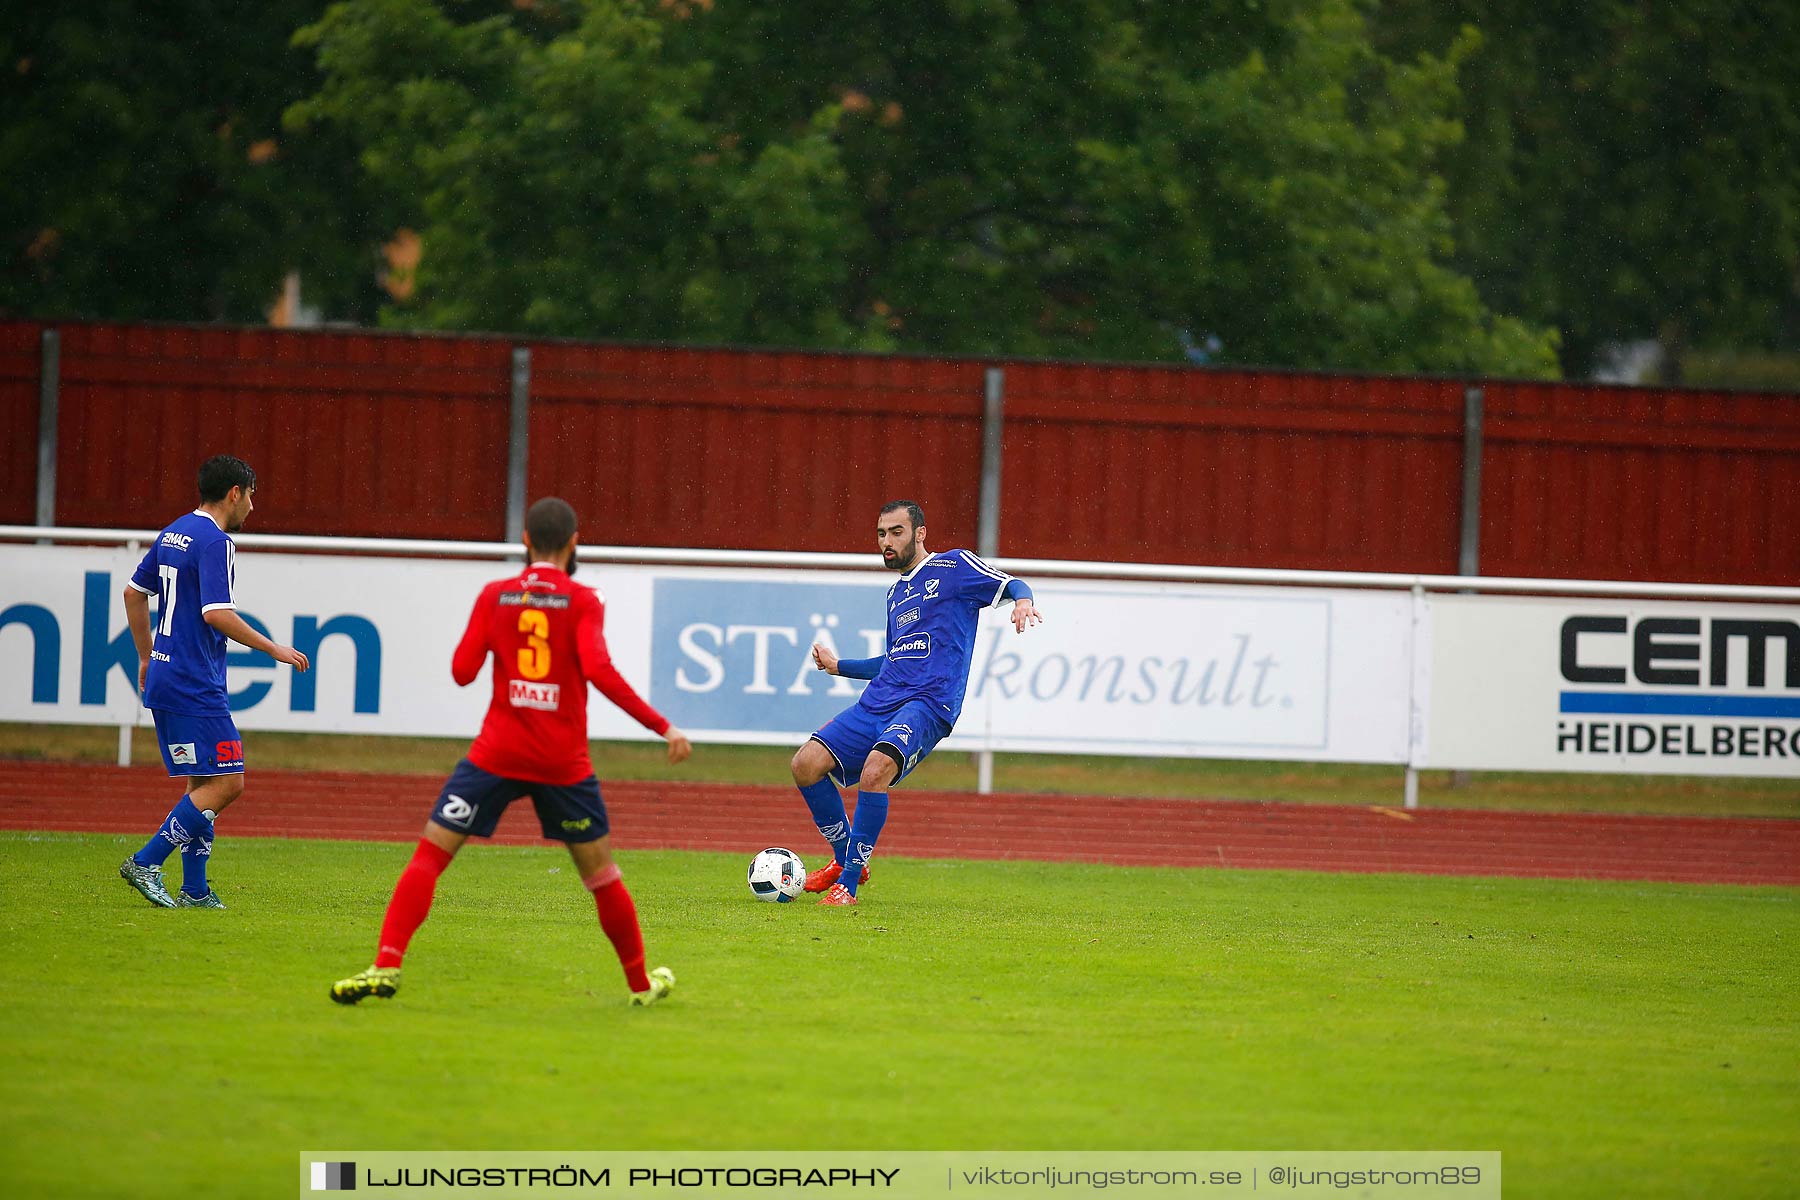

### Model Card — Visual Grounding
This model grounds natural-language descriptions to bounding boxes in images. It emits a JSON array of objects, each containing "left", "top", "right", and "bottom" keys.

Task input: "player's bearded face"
[{"left": 878, "top": 518, "right": 922, "bottom": 572}]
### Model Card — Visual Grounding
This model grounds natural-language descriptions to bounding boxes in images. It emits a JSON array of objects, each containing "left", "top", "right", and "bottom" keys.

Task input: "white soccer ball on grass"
[{"left": 746, "top": 847, "right": 806, "bottom": 903}]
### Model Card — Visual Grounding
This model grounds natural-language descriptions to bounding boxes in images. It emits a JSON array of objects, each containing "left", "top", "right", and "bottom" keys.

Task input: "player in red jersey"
[{"left": 330, "top": 497, "right": 692, "bottom": 1007}]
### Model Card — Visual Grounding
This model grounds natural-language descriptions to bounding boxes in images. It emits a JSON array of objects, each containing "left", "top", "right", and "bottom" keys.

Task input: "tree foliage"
[
  {"left": 289, "top": 0, "right": 1560, "bottom": 375},
  {"left": 31, "top": 0, "right": 1793, "bottom": 381},
  {"left": 0, "top": 1, "right": 389, "bottom": 322},
  {"left": 1372, "top": 0, "right": 1800, "bottom": 377}
]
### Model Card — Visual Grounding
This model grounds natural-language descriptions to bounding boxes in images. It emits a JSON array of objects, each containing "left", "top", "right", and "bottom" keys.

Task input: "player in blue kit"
[
  {"left": 792, "top": 500, "right": 1042, "bottom": 906},
  {"left": 116, "top": 455, "right": 311, "bottom": 909}
]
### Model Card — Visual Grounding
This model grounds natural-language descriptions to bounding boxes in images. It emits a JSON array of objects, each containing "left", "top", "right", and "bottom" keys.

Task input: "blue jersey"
[
  {"left": 128, "top": 511, "right": 239, "bottom": 715},
  {"left": 857, "top": 548, "right": 1015, "bottom": 723}
]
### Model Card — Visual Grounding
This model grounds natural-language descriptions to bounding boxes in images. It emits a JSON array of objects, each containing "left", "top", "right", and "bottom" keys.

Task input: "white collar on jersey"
[
  {"left": 526, "top": 561, "right": 560, "bottom": 570},
  {"left": 191, "top": 509, "right": 223, "bottom": 530},
  {"left": 895, "top": 549, "right": 939, "bottom": 584}
]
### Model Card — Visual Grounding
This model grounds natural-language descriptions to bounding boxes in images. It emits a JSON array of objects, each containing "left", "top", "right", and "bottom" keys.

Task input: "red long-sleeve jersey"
[{"left": 451, "top": 563, "right": 669, "bottom": 785}]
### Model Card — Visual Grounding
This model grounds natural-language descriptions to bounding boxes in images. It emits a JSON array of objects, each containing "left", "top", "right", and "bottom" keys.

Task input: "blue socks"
[
  {"left": 798, "top": 777, "right": 850, "bottom": 868},
  {"left": 133, "top": 796, "right": 215, "bottom": 896},
  {"left": 180, "top": 811, "right": 215, "bottom": 898},
  {"left": 841, "top": 790, "right": 889, "bottom": 897}
]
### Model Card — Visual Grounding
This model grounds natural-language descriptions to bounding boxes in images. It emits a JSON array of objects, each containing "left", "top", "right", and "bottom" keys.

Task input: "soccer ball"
[{"left": 747, "top": 847, "right": 806, "bottom": 903}]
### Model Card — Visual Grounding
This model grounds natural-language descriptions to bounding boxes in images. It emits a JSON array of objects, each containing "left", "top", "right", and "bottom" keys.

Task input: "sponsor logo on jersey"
[
  {"left": 883, "top": 722, "right": 914, "bottom": 746},
  {"left": 498, "top": 591, "right": 572, "bottom": 609},
  {"left": 438, "top": 794, "right": 475, "bottom": 826},
  {"left": 896, "top": 606, "right": 921, "bottom": 628},
  {"left": 159, "top": 532, "right": 193, "bottom": 552},
  {"left": 168, "top": 742, "right": 197, "bottom": 765},
  {"left": 509, "top": 680, "right": 562, "bottom": 711},
  {"left": 889, "top": 632, "right": 932, "bottom": 660},
  {"left": 215, "top": 739, "right": 244, "bottom": 767},
  {"left": 561, "top": 817, "right": 592, "bottom": 832},
  {"left": 151, "top": 649, "right": 172, "bottom": 663}
]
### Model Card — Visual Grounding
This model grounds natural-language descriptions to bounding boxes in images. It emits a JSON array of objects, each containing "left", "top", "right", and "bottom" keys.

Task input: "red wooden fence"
[{"left": 5, "top": 319, "right": 1796, "bottom": 585}]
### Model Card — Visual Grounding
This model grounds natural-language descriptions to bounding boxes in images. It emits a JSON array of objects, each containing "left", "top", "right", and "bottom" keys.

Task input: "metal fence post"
[
  {"left": 978, "top": 368, "right": 1005, "bottom": 559},
  {"left": 506, "top": 347, "right": 532, "bottom": 543},
  {"left": 1404, "top": 583, "right": 1426, "bottom": 808},
  {"left": 1459, "top": 386, "right": 1483, "bottom": 578},
  {"left": 37, "top": 328, "right": 59, "bottom": 534},
  {"left": 118, "top": 535, "right": 140, "bottom": 766},
  {"left": 1451, "top": 386, "right": 1484, "bottom": 789},
  {"left": 976, "top": 367, "right": 1006, "bottom": 795}
]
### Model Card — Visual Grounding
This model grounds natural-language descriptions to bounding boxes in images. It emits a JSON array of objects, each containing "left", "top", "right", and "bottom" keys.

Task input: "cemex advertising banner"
[
  {"left": 0, "top": 546, "right": 1411, "bottom": 764},
  {"left": 1423, "top": 594, "right": 1800, "bottom": 777}
]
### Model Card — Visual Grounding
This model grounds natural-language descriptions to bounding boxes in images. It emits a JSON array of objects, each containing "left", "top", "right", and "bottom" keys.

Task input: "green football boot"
[
  {"left": 119, "top": 858, "right": 177, "bottom": 908},
  {"left": 629, "top": 966, "right": 676, "bottom": 1007},
  {"left": 330, "top": 965, "right": 401, "bottom": 1005}
]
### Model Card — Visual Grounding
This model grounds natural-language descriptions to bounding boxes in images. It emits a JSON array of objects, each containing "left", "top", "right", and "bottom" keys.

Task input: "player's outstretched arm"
[
  {"left": 1000, "top": 577, "right": 1041, "bottom": 634},
  {"left": 818, "top": 644, "right": 885, "bottom": 680},
  {"left": 203, "top": 609, "right": 310, "bottom": 672}
]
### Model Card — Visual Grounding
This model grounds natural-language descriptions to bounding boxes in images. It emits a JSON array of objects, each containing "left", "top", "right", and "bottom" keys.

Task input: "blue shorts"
[
  {"left": 429, "top": 759, "right": 611, "bottom": 843},
  {"left": 811, "top": 698, "right": 953, "bottom": 788},
  {"left": 152, "top": 710, "right": 245, "bottom": 778}
]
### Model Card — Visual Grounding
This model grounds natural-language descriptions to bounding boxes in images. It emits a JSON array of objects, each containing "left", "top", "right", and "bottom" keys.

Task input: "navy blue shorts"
[
  {"left": 811, "top": 698, "right": 953, "bottom": 788},
  {"left": 152, "top": 710, "right": 245, "bottom": 778},
  {"left": 429, "top": 759, "right": 610, "bottom": 843}
]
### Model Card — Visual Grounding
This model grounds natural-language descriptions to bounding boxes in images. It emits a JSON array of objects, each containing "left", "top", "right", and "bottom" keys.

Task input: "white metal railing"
[{"left": 4, "top": 524, "right": 1798, "bottom": 602}]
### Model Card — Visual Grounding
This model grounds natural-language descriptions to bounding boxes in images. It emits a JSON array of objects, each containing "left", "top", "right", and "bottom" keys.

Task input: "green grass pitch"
[{"left": 2, "top": 832, "right": 1795, "bottom": 1199}]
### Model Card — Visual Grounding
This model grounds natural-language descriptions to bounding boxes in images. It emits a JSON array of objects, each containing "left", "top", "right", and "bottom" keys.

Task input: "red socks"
[
  {"left": 586, "top": 864, "right": 650, "bottom": 992},
  {"left": 374, "top": 839, "right": 454, "bottom": 968},
  {"left": 370, "top": 841, "right": 647, "bottom": 991}
]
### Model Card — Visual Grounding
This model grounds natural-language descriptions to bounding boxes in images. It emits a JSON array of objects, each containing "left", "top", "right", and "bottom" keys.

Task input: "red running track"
[{"left": 5, "top": 762, "right": 1796, "bottom": 886}]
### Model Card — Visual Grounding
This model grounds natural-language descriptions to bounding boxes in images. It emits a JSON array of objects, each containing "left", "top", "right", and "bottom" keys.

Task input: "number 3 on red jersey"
[{"left": 517, "top": 609, "right": 551, "bottom": 680}]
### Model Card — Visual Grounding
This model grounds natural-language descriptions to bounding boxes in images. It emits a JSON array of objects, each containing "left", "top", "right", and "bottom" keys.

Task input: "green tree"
[
  {"left": 288, "top": 0, "right": 874, "bottom": 345},
  {"left": 1373, "top": 0, "right": 1800, "bottom": 378},
  {"left": 683, "top": 0, "right": 1556, "bottom": 372},
  {"left": 0, "top": 0, "right": 389, "bottom": 322},
  {"left": 295, "top": 0, "right": 1557, "bottom": 374}
]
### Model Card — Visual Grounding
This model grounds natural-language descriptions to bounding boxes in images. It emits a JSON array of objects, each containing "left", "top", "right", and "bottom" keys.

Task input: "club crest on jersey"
[
  {"left": 889, "top": 632, "right": 931, "bottom": 660},
  {"left": 924, "top": 578, "right": 941, "bottom": 599},
  {"left": 509, "top": 680, "right": 562, "bottom": 711}
]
